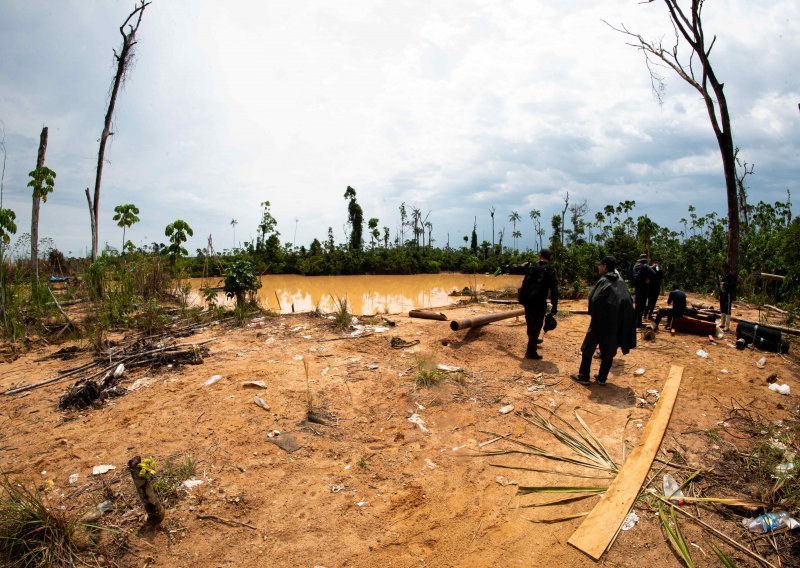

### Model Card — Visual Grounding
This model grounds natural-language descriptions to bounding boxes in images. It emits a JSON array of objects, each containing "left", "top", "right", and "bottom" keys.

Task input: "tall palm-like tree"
[
  {"left": 230, "top": 218, "right": 238, "bottom": 249},
  {"left": 509, "top": 211, "right": 521, "bottom": 251},
  {"left": 113, "top": 203, "right": 140, "bottom": 253}
]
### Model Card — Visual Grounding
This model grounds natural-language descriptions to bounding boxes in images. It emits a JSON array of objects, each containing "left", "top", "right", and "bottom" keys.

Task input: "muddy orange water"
[{"left": 191, "top": 273, "right": 522, "bottom": 314}]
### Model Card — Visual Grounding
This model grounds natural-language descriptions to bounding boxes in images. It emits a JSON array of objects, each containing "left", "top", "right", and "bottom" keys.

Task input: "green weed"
[{"left": 152, "top": 455, "right": 197, "bottom": 506}]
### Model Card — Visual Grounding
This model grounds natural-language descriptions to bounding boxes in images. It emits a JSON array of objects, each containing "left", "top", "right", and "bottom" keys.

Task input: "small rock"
[
  {"left": 242, "top": 381, "right": 267, "bottom": 389},
  {"left": 92, "top": 465, "right": 115, "bottom": 476},
  {"left": 204, "top": 375, "right": 222, "bottom": 386},
  {"left": 253, "top": 396, "right": 270, "bottom": 411}
]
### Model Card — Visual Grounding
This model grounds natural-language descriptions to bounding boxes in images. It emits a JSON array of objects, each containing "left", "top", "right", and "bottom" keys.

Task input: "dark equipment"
[{"left": 736, "top": 322, "right": 790, "bottom": 353}]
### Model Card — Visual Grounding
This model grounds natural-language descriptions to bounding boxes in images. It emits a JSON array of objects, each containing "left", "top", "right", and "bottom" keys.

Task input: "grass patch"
[
  {"left": 332, "top": 295, "right": 351, "bottom": 331},
  {"left": 413, "top": 350, "right": 446, "bottom": 388},
  {"left": 0, "top": 472, "right": 87, "bottom": 567},
  {"left": 152, "top": 455, "right": 197, "bottom": 505}
]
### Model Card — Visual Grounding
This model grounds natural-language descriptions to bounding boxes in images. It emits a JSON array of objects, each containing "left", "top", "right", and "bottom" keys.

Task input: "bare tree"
[
  {"left": 88, "top": 1, "right": 150, "bottom": 261},
  {"left": 29, "top": 127, "right": 56, "bottom": 285},
  {"left": 607, "top": 1, "right": 740, "bottom": 269}
]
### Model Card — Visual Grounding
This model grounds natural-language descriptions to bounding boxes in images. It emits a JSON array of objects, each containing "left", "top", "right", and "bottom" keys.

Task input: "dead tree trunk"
[
  {"left": 91, "top": 1, "right": 150, "bottom": 261},
  {"left": 31, "top": 126, "right": 48, "bottom": 285},
  {"left": 127, "top": 455, "right": 164, "bottom": 526}
]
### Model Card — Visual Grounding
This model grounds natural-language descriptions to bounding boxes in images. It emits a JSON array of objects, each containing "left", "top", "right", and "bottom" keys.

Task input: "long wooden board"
[{"left": 568, "top": 365, "right": 684, "bottom": 559}]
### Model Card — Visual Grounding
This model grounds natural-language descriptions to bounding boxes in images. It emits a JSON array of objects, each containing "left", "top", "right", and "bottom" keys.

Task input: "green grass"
[
  {"left": 332, "top": 295, "right": 351, "bottom": 331},
  {"left": 413, "top": 350, "right": 446, "bottom": 388},
  {"left": 0, "top": 472, "right": 86, "bottom": 567},
  {"left": 152, "top": 455, "right": 197, "bottom": 505}
]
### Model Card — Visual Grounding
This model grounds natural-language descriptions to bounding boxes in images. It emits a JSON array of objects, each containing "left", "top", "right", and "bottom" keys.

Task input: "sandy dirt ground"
[{"left": 1, "top": 295, "right": 798, "bottom": 568}]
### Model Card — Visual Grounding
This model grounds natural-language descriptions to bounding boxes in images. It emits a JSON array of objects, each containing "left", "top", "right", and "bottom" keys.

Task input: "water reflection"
[{"left": 190, "top": 273, "right": 522, "bottom": 315}]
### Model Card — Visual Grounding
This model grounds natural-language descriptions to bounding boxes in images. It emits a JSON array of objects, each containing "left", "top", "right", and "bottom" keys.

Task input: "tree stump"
[{"left": 128, "top": 455, "right": 164, "bottom": 526}]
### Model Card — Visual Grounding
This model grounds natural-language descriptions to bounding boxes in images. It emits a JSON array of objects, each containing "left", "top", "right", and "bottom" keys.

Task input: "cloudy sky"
[{"left": 1, "top": 0, "right": 798, "bottom": 256}]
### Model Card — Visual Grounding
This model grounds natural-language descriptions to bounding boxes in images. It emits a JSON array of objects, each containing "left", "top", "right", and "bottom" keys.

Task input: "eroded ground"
[{"left": 1, "top": 296, "right": 798, "bottom": 567}]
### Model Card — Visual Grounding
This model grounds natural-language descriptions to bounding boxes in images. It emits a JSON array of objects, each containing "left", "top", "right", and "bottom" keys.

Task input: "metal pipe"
[{"left": 450, "top": 308, "right": 525, "bottom": 331}]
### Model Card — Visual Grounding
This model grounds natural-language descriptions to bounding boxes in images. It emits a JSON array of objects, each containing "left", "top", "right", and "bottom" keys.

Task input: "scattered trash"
[
  {"left": 621, "top": 510, "right": 639, "bottom": 531},
  {"left": 242, "top": 381, "right": 267, "bottom": 389},
  {"left": 646, "top": 389, "right": 660, "bottom": 401},
  {"left": 424, "top": 458, "right": 437, "bottom": 469},
  {"left": 663, "top": 473, "right": 685, "bottom": 504},
  {"left": 68, "top": 473, "right": 79, "bottom": 484},
  {"left": 356, "top": 500, "right": 368, "bottom": 507},
  {"left": 765, "top": 373, "right": 778, "bottom": 384},
  {"left": 97, "top": 500, "right": 114, "bottom": 514},
  {"left": 248, "top": 321, "right": 265, "bottom": 328},
  {"left": 498, "top": 404, "right": 515, "bottom": 415},
  {"left": 756, "top": 356, "right": 767, "bottom": 369},
  {"left": 720, "top": 368, "right": 729, "bottom": 374},
  {"left": 775, "top": 462, "right": 795, "bottom": 476},
  {"left": 633, "top": 368, "right": 646, "bottom": 376},
  {"left": 495, "top": 476, "right": 517, "bottom": 486},
  {"left": 112, "top": 364, "right": 125, "bottom": 378},
  {"left": 253, "top": 396, "right": 270, "bottom": 411},
  {"left": 330, "top": 483, "right": 344, "bottom": 493},
  {"left": 695, "top": 349, "right": 709, "bottom": 358},
  {"left": 182, "top": 479, "right": 203, "bottom": 490},
  {"left": 390, "top": 337, "right": 420, "bottom": 349},
  {"left": 366, "top": 364, "right": 379, "bottom": 370},
  {"left": 742, "top": 511, "right": 799, "bottom": 533},
  {"left": 266, "top": 431, "right": 302, "bottom": 453},
  {"left": 92, "top": 464, "right": 115, "bottom": 476},
  {"left": 301, "top": 335, "right": 312, "bottom": 340},
  {"left": 437, "top": 364, "right": 463, "bottom": 373},
  {"left": 204, "top": 375, "right": 222, "bottom": 386},
  {"left": 527, "top": 385, "right": 544, "bottom": 392},
  {"left": 265, "top": 337, "right": 275, "bottom": 345},
  {"left": 408, "top": 413, "right": 430, "bottom": 434},
  {"left": 373, "top": 326, "right": 390, "bottom": 333},
  {"left": 768, "top": 383, "right": 791, "bottom": 395},
  {"left": 292, "top": 355, "right": 304, "bottom": 361}
]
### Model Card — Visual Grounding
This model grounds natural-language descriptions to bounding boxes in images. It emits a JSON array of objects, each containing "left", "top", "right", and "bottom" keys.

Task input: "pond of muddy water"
[{"left": 190, "top": 273, "right": 522, "bottom": 315}]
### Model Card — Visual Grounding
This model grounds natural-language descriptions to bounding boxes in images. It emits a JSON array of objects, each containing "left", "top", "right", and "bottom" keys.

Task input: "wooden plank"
[{"left": 568, "top": 365, "right": 684, "bottom": 560}]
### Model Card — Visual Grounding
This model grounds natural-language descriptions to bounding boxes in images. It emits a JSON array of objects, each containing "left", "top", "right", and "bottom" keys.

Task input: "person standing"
[
  {"left": 720, "top": 261, "right": 737, "bottom": 331},
  {"left": 632, "top": 254, "right": 655, "bottom": 327},
  {"left": 518, "top": 248, "right": 558, "bottom": 360},
  {"left": 571, "top": 256, "right": 636, "bottom": 384},
  {"left": 654, "top": 284, "right": 686, "bottom": 330},
  {"left": 646, "top": 260, "right": 664, "bottom": 319}
]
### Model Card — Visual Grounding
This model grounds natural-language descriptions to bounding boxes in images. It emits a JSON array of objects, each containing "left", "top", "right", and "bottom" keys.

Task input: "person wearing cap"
[
  {"left": 632, "top": 254, "right": 656, "bottom": 327},
  {"left": 517, "top": 248, "right": 559, "bottom": 359},
  {"left": 571, "top": 255, "right": 636, "bottom": 385}
]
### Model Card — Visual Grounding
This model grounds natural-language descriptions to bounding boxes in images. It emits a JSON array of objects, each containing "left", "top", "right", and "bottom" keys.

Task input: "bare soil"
[{"left": 1, "top": 296, "right": 798, "bottom": 567}]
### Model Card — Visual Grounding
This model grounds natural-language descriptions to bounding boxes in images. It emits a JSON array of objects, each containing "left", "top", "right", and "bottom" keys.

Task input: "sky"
[{"left": 1, "top": 0, "right": 798, "bottom": 257}]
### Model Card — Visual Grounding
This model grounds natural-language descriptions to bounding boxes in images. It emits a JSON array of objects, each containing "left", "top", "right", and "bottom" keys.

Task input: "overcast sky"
[{"left": 1, "top": 0, "right": 798, "bottom": 257}]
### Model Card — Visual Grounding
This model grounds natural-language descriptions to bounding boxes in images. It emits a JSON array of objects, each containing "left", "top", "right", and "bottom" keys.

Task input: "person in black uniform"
[
  {"left": 720, "top": 261, "right": 737, "bottom": 331},
  {"left": 646, "top": 260, "right": 664, "bottom": 319},
  {"left": 632, "top": 254, "right": 655, "bottom": 327},
  {"left": 518, "top": 248, "right": 558, "bottom": 360},
  {"left": 654, "top": 284, "right": 686, "bottom": 329},
  {"left": 571, "top": 256, "right": 636, "bottom": 384}
]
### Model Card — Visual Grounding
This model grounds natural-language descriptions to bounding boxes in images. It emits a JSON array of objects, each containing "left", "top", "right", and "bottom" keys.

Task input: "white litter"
[
  {"left": 720, "top": 368, "right": 729, "bottom": 374},
  {"left": 437, "top": 364, "right": 463, "bottom": 372},
  {"left": 499, "top": 404, "right": 515, "bottom": 415},
  {"left": 301, "top": 335, "right": 312, "bottom": 340},
  {"left": 112, "top": 364, "right": 125, "bottom": 378},
  {"left": 292, "top": 355, "right": 304, "bottom": 361},
  {"left": 696, "top": 349, "right": 709, "bottom": 358},
  {"left": 621, "top": 510, "right": 640, "bottom": 531},
  {"left": 768, "top": 383, "right": 791, "bottom": 395},
  {"left": 408, "top": 413, "right": 430, "bottom": 434},
  {"left": 756, "top": 356, "right": 767, "bottom": 369},
  {"left": 634, "top": 368, "right": 646, "bottom": 376},
  {"left": 253, "top": 396, "right": 270, "bottom": 410},
  {"left": 204, "top": 375, "right": 222, "bottom": 386},
  {"left": 424, "top": 459, "right": 437, "bottom": 469},
  {"left": 265, "top": 337, "right": 275, "bottom": 345},
  {"left": 68, "top": 473, "right": 79, "bottom": 484},
  {"left": 321, "top": 367, "right": 329, "bottom": 376},
  {"left": 242, "top": 381, "right": 267, "bottom": 389},
  {"left": 92, "top": 465, "right": 115, "bottom": 476},
  {"left": 182, "top": 479, "right": 203, "bottom": 490},
  {"left": 356, "top": 500, "right": 368, "bottom": 507}
]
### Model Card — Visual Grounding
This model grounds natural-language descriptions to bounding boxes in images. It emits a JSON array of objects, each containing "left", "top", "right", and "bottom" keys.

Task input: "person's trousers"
[
  {"left": 646, "top": 289, "right": 659, "bottom": 318},
  {"left": 655, "top": 308, "right": 679, "bottom": 328},
  {"left": 579, "top": 327, "right": 614, "bottom": 381},
  {"left": 523, "top": 302, "right": 545, "bottom": 355},
  {"left": 634, "top": 286, "right": 648, "bottom": 325}
]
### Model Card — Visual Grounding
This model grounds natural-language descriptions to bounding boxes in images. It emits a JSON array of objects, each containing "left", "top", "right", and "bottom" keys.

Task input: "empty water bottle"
[{"left": 742, "top": 511, "right": 799, "bottom": 533}]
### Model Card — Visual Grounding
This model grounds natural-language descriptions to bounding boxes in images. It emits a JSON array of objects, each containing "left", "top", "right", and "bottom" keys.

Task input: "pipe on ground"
[{"left": 450, "top": 308, "right": 525, "bottom": 331}]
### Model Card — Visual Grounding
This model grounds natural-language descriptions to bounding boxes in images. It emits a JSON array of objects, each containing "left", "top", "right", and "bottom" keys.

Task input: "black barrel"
[{"left": 736, "top": 322, "right": 790, "bottom": 353}]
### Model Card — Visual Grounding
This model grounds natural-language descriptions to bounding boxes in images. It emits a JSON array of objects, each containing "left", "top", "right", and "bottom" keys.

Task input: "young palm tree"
[
  {"left": 509, "top": 210, "right": 521, "bottom": 251},
  {"left": 113, "top": 203, "right": 140, "bottom": 253}
]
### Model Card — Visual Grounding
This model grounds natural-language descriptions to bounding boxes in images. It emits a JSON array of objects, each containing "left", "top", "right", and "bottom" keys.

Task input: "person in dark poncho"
[
  {"left": 646, "top": 260, "right": 664, "bottom": 319},
  {"left": 518, "top": 248, "right": 559, "bottom": 359},
  {"left": 571, "top": 256, "right": 636, "bottom": 385}
]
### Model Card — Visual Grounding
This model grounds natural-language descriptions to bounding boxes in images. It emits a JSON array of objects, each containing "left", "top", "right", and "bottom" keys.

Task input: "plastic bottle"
[
  {"left": 662, "top": 473, "right": 685, "bottom": 504},
  {"left": 742, "top": 512, "right": 799, "bottom": 533}
]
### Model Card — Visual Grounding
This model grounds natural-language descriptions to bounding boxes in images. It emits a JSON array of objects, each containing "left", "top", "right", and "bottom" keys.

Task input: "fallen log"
[
  {"left": 450, "top": 308, "right": 525, "bottom": 331},
  {"left": 760, "top": 272, "right": 785, "bottom": 282},
  {"left": 488, "top": 299, "right": 519, "bottom": 305},
  {"left": 409, "top": 309, "right": 448, "bottom": 321}
]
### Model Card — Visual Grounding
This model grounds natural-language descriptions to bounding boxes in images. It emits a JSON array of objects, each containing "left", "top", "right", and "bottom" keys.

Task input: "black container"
[{"left": 736, "top": 322, "right": 790, "bottom": 353}]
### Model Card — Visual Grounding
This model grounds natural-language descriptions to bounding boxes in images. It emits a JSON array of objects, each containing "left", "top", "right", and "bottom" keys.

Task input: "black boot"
[{"left": 595, "top": 358, "right": 613, "bottom": 384}]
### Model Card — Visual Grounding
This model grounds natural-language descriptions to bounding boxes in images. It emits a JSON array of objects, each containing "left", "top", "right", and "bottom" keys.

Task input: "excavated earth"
[{"left": 1, "top": 295, "right": 798, "bottom": 567}]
